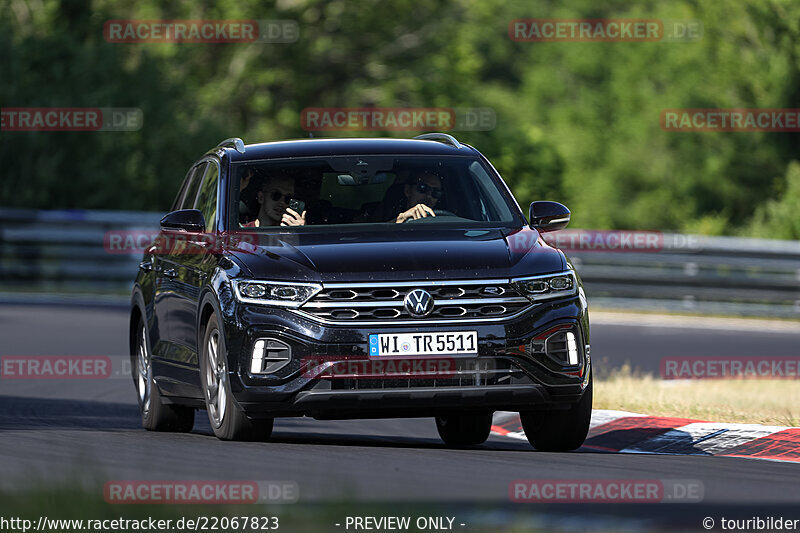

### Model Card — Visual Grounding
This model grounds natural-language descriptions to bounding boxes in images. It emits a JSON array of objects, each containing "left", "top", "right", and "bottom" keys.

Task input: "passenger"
[
  {"left": 392, "top": 171, "right": 443, "bottom": 223},
  {"left": 244, "top": 174, "right": 306, "bottom": 227}
]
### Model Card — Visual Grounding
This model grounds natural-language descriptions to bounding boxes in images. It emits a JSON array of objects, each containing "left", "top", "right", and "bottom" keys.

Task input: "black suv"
[{"left": 130, "top": 134, "right": 592, "bottom": 451}]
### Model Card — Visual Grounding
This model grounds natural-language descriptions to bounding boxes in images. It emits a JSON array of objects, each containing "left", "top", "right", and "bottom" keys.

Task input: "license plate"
[{"left": 369, "top": 331, "right": 478, "bottom": 356}]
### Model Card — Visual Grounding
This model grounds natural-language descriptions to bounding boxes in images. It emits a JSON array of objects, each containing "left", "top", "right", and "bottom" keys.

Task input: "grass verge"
[{"left": 595, "top": 365, "right": 800, "bottom": 426}]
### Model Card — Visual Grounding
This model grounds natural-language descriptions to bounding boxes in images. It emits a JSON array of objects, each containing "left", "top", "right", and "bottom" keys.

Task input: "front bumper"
[
  {"left": 225, "top": 295, "right": 590, "bottom": 419},
  {"left": 240, "top": 384, "right": 583, "bottom": 419}
]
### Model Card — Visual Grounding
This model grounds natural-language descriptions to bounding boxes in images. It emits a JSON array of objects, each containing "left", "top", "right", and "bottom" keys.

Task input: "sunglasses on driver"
[
  {"left": 268, "top": 190, "right": 293, "bottom": 203},
  {"left": 415, "top": 182, "right": 443, "bottom": 199}
]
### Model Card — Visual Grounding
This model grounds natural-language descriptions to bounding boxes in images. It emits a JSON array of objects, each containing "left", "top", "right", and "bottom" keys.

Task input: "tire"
[
  {"left": 200, "top": 314, "right": 274, "bottom": 441},
  {"left": 132, "top": 319, "right": 195, "bottom": 432},
  {"left": 435, "top": 413, "right": 492, "bottom": 446},
  {"left": 520, "top": 376, "right": 593, "bottom": 451}
]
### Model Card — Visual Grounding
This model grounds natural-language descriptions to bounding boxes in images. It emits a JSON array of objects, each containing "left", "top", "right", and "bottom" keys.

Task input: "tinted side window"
[
  {"left": 171, "top": 166, "right": 197, "bottom": 212},
  {"left": 194, "top": 162, "right": 219, "bottom": 232},
  {"left": 179, "top": 162, "right": 208, "bottom": 211}
]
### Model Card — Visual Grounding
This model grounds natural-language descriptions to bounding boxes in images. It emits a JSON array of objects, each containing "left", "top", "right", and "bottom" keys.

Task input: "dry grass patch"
[{"left": 595, "top": 365, "right": 800, "bottom": 426}]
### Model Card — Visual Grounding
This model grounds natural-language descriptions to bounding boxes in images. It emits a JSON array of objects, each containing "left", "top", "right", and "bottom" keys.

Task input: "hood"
[{"left": 226, "top": 227, "right": 565, "bottom": 283}]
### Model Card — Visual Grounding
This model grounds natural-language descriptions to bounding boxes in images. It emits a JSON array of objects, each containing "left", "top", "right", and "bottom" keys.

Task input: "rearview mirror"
[
  {"left": 160, "top": 209, "right": 205, "bottom": 233},
  {"left": 529, "top": 201, "right": 570, "bottom": 232}
]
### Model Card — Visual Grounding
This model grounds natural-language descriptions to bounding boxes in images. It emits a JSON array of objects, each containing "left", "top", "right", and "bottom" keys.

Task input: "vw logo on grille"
[{"left": 404, "top": 289, "right": 434, "bottom": 318}]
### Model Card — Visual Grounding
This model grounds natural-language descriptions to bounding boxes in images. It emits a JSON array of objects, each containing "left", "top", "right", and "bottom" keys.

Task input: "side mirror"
[
  {"left": 160, "top": 209, "right": 205, "bottom": 233},
  {"left": 529, "top": 201, "right": 570, "bottom": 232}
]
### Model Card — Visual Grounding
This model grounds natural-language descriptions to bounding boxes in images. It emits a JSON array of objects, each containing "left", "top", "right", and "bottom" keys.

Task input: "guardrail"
[
  {"left": 1, "top": 209, "right": 798, "bottom": 317},
  {"left": 557, "top": 233, "right": 800, "bottom": 318},
  {"left": 0, "top": 208, "right": 160, "bottom": 298}
]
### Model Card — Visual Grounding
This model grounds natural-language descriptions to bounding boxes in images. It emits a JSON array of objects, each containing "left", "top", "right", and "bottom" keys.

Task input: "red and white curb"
[{"left": 492, "top": 410, "right": 800, "bottom": 463}]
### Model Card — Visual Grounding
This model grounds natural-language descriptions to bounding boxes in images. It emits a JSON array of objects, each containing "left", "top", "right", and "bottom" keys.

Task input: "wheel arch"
[
  {"left": 129, "top": 286, "right": 148, "bottom": 356},
  {"left": 199, "top": 299, "right": 217, "bottom": 340},
  {"left": 197, "top": 287, "right": 228, "bottom": 355}
]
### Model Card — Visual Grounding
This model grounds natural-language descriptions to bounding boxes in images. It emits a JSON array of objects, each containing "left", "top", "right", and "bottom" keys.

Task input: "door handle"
[{"left": 163, "top": 268, "right": 178, "bottom": 279}]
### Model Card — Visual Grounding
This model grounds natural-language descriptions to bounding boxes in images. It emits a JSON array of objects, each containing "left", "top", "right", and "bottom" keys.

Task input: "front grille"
[{"left": 299, "top": 280, "right": 531, "bottom": 323}]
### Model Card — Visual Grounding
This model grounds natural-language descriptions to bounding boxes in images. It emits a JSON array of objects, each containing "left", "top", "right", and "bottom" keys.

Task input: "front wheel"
[
  {"left": 200, "top": 314, "right": 273, "bottom": 441},
  {"left": 435, "top": 413, "right": 492, "bottom": 446},
  {"left": 520, "top": 376, "right": 592, "bottom": 451}
]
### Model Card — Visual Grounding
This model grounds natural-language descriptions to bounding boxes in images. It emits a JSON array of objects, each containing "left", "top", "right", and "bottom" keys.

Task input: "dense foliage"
[{"left": 2, "top": 0, "right": 798, "bottom": 237}]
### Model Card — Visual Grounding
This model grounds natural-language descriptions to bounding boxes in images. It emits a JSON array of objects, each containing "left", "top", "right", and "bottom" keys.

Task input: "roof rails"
[
  {"left": 217, "top": 137, "right": 245, "bottom": 154},
  {"left": 414, "top": 133, "right": 462, "bottom": 149}
]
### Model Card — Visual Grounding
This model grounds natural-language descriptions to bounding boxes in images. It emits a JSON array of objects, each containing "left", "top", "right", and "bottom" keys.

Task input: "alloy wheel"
[
  {"left": 136, "top": 325, "right": 152, "bottom": 415},
  {"left": 204, "top": 329, "right": 228, "bottom": 428}
]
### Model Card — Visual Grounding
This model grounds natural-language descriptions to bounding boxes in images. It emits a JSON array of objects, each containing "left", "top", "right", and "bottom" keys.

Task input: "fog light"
[
  {"left": 250, "top": 339, "right": 266, "bottom": 373},
  {"left": 250, "top": 338, "right": 291, "bottom": 374},
  {"left": 566, "top": 331, "right": 578, "bottom": 365},
  {"left": 530, "top": 324, "right": 582, "bottom": 367}
]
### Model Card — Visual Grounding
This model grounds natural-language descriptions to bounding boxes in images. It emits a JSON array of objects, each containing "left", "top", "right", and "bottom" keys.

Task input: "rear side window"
[{"left": 194, "top": 162, "right": 219, "bottom": 232}]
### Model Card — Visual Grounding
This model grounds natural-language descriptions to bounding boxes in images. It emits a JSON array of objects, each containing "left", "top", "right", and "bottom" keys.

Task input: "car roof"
[{"left": 216, "top": 137, "right": 478, "bottom": 162}]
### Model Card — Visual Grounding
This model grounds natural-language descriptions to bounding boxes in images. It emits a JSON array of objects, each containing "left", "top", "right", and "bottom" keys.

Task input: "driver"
[
  {"left": 392, "top": 171, "right": 443, "bottom": 223},
  {"left": 243, "top": 174, "right": 306, "bottom": 227}
]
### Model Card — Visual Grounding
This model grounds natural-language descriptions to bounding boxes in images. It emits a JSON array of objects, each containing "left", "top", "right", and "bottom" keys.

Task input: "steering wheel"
[{"left": 402, "top": 209, "right": 457, "bottom": 222}]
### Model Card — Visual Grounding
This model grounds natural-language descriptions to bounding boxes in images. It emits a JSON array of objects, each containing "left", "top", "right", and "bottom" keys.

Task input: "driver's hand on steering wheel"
[{"left": 395, "top": 203, "right": 436, "bottom": 223}]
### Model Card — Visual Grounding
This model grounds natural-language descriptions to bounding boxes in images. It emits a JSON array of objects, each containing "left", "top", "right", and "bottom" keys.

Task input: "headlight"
[
  {"left": 512, "top": 271, "right": 577, "bottom": 302},
  {"left": 233, "top": 280, "right": 322, "bottom": 308}
]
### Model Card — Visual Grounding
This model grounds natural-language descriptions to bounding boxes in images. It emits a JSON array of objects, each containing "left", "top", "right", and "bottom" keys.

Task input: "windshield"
[{"left": 229, "top": 155, "right": 519, "bottom": 230}]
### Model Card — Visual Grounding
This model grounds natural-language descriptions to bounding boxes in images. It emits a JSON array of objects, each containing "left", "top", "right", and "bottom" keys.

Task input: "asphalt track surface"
[{"left": 1, "top": 304, "right": 799, "bottom": 530}]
